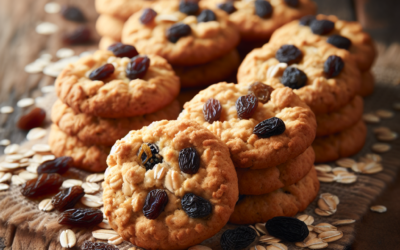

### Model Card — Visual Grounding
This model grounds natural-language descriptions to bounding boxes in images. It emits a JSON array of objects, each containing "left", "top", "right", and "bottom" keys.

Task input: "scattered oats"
[
  {"left": 11, "top": 175, "right": 26, "bottom": 185},
  {"left": 255, "top": 223, "right": 268, "bottom": 235},
  {"left": 267, "top": 63, "right": 288, "bottom": 78},
  {"left": 304, "top": 237, "right": 328, "bottom": 249},
  {"left": 295, "top": 242, "right": 306, "bottom": 248},
  {"left": 43, "top": 56, "right": 79, "bottom": 77},
  {"left": 108, "top": 235, "right": 124, "bottom": 245},
  {"left": 360, "top": 153, "right": 382, "bottom": 163},
  {"left": 17, "top": 98, "right": 35, "bottom": 108},
  {"left": 4, "top": 144, "right": 19, "bottom": 155},
  {"left": 332, "top": 219, "right": 356, "bottom": 226},
  {"left": 22, "top": 150, "right": 35, "bottom": 158},
  {"left": 92, "top": 229, "right": 119, "bottom": 240},
  {"left": 0, "top": 183, "right": 10, "bottom": 191},
  {"left": 156, "top": 14, "right": 179, "bottom": 22},
  {"left": 313, "top": 223, "right": 337, "bottom": 234},
  {"left": 266, "top": 242, "right": 287, "bottom": 250},
  {"left": 314, "top": 208, "right": 334, "bottom": 217},
  {"left": 0, "top": 173, "right": 12, "bottom": 183},
  {"left": 251, "top": 246, "right": 266, "bottom": 250},
  {"left": 99, "top": 220, "right": 112, "bottom": 229},
  {"left": 40, "top": 53, "right": 52, "bottom": 61},
  {"left": 60, "top": 229, "right": 76, "bottom": 248},
  {"left": 81, "top": 194, "right": 103, "bottom": 208},
  {"left": 26, "top": 163, "right": 39, "bottom": 173},
  {"left": 41, "top": 155, "right": 56, "bottom": 163},
  {"left": 393, "top": 102, "right": 400, "bottom": 111},
  {"left": 304, "top": 232, "right": 317, "bottom": 242},
  {"left": 372, "top": 143, "right": 391, "bottom": 153},
  {"left": 370, "top": 205, "right": 387, "bottom": 213},
  {"left": 332, "top": 167, "right": 348, "bottom": 176},
  {"left": 62, "top": 179, "right": 82, "bottom": 188},
  {"left": 315, "top": 164, "right": 332, "bottom": 173},
  {"left": 32, "top": 144, "right": 51, "bottom": 153},
  {"left": 6, "top": 154, "right": 24, "bottom": 162},
  {"left": 297, "top": 214, "right": 314, "bottom": 225},
  {"left": 373, "top": 126, "right": 392, "bottom": 134},
  {"left": 359, "top": 162, "right": 383, "bottom": 174},
  {"left": 36, "top": 22, "right": 58, "bottom": 35},
  {"left": 27, "top": 128, "right": 47, "bottom": 141},
  {"left": 56, "top": 48, "right": 75, "bottom": 59},
  {"left": 79, "top": 51, "right": 94, "bottom": 58},
  {"left": 35, "top": 97, "right": 45, "bottom": 104},
  {"left": 336, "top": 158, "right": 357, "bottom": 168},
  {"left": 38, "top": 198, "right": 54, "bottom": 212},
  {"left": 41, "top": 85, "right": 55, "bottom": 94},
  {"left": 82, "top": 182, "right": 100, "bottom": 194},
  {"left": 259, "top": 235, "right": 281, "bottom": 243},
  {"left": 376, "top": 109, "right": 394, "bottom": 118},
  {"left": 308, "top": 225, "right": 314, "bottom": 232},
  {"left": 19, "top": 171, "right": 38, "bottom": 181},
  {"left": 318, "top": 195, "right": 337, "bottom": 213},
  {"left": 317, "top": 172, "right": 336, "bottom": 183},
  {"left": 0, "top": 139, "right": 11, "bottom": 146},
  {"left": 1, "top": 106, "right": 14, "bottom": 114},
  {"left": 24, "top": 62, "right": 45, "bottom": 73},
  {"left": 319, "top": 230, "right": 343, "bottom": 243},
  {"left": 334, "top": 173, "right": 357, "bottom": 184},
  {"left": 1, "top": 162, "right": 20, "bottom": 170},
  {"left": 44, "top": 2, "right": 61, "bottom": 13},
  {"left": 19, "top": 161, "right": 30, "bottom": 168},
  {"left": 86, "top": 173, "right": 105, "bottom": 183},
  {"left": 249, "top": 225, "right": 260, "bottom": 236},
  {"left": 31, "top": 154, "right": 43, "bottom": 163},
  {"left": 377, "top": 132, "right": 398, "bottom": 141},
  {"left": 363, "top": 113, "right": 380, "bottom": 123}
]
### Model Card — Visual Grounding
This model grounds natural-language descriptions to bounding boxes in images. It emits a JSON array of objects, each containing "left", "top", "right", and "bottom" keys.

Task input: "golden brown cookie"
[
  {"left": 230, "top": 166, "right": 319, "bottom": 224},
  {"left": 95, "top": 0, "right": 155, "bottom": 21},
  {"left": 313, "top": 119, "right": 367, "bottom": 163},
  {"left": 51, "top": 99, "right": 181, "bottom": 147},
  {"left": 55, "top": 50, "right": 180, "bottom": 118},
  {"left": 359, "top": 70, "right": 375, "bottom": 97},
  {"left": 236, "top": 147, "right": 314, "bottom": 195},
  {"left": 48, "top": 125, "right": 110, "bottom": 172},
  {"left": 99, "top": 36, "right": 120, "bottom": 50},
  {"left": 96, "top": 14, "right": 124, "bottom": 41},
  {"left": 103, "top": 120, "right": 238, "bottom": 250},
  {"left": 178, "top": 81, "right": 316, "bottom": 169}
]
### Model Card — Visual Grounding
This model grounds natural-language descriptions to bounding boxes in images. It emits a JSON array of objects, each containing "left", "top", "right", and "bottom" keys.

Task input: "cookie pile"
[{"left": 50, "top": 47, "right": 180, "bottom": 172}]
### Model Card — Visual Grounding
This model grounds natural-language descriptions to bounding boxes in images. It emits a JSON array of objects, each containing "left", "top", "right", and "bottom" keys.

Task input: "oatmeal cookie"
[
  {"left": 230, "top": 166, "right": 319, "bottom": 224},
  {"left": 99, "top": 36, "right": 119, "bottom": 50},
  {"left": 178, "top": 81, "right": 316, "bottom": 169},
  {"left": 95, "top": 0, "right": 155, "bottom": 21},
  {"left": 51, "top": 99, "right": 181, "bottom": 147},
  {"left": 359, "top": 70, "right": 375, "bottom": 97},
  {"left": 96, "top": 15, "right": 124, "bottom": 42},
  {"left": 55, "top": 50, "right": 180, "bottom": 118},
  {"left": 103, "top": 120, "right": 238, "bottom": 250}
]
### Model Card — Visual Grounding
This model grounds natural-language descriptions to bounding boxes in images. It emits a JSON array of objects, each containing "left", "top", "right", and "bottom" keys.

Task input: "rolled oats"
[
  {"left": 44, "top": 2, "right": 61, "bottom": 13},
  {"left": 0, "top": 139, "right": 11, "bottom": 146},
  {"left": 92, "top": 229, "right": 119, "bottom": 240},
  {"left": 315, "top": 164, "right": 332, "bottom": 173},
  {"left": 32, "top": 144, "right": 51, "bottom": 153},
  {"left": 86, "top": 173, "right": 105, "bottom": 183},
  {"left": 5, "top": 154, "right": 23, "bottom": 162},
  {"left": 318, "top": 230, "right": 343, "bottom": 242},
  {"left": 27, "top": 128, "right": 47, "bottom": 141},
  {"left": 11, "top": 175, "right": 26, "bottom": 185},
  {"left": 41, "top": 155, "right": 56, "bottom": 163},
  {"left": 362, "top": 113, "right": 380, "bottom": 123},
  {"left": 108, "top": 235, "right": 124, "bottom": 245},
  {"left": 82, "top": 182, "right": 100, "bottom": 194},
  {"left": 22, "top": 150, "right": 35, "bottom": 158},
  {"left": 255, "top": 223, "right": 268, "bottom": 234},
  {"left": 41, "top": 85, "right": 55, "bottom": 94},
  {"left": 297, "top": 214, "right": 314, "bottom": 225},
  {"left": 318, "top": 195, "right": 337, "bottom": 212},
  {"left": 99, "top": 219, "right": 112, "bottom": 229},
  {"left": 249, "top": 225, "right": 260, "bottom": 236},
  {"left": 81, "top": 194, "right": 103, "bottom": 208},
  {"left": 377, "top": 132, "right": 398, "bottom": 141},
  {"left": 373, "top": 126, "right": 392, "bottom": 134},
  {"left": 4, "top": 144, "right": 19, "bottom": 155},
  {"left": 38, "top": 199, "right": 54, "bottom": 212},
  {"left": 312, "top": 223, "right": 337, "bottom": 234},
  {"left": 331, "top": 219, "right": 356, "bottom": 226},
  {"left": 0, "top": 173, "right": 12, "bottom": 183},
  {"left": 188, "top": 246, "right": 212, "bottom": 250},
  {"left": 336, "top": 158, "right": 357, "bottom": 168},
  {"left": 60, "top": 229, "right": 76, "bottom": 248},
  {"left": 17, "top": 98, "right": 35, "bottom": 108},
  {"left": 19, "top": 171, "right": 38, "bottom": 181},
  {"left": 1, "top": 162, "right": 20, "bottom": 170},
  {"left": 372, "top": 143, "right": 391, "bottom": 153},
  {"left": 62, "top": 179, "right": 83, "bottom": 188},
  {"left": 156, "top": 14, "right": 179, "bottom": 22},
  {"left": 266, "top": 242, "right": 287, "bottom": 250},
  {"left": 360, "top": 153, "right": 382, "bottom": 163},
  {"left": 56, "top": 48, "right": 75, "bottom": 59},
  {"left": 0, "top": 106, "right": 14, "bottom": 114},
  {"left": 332, "top": 167, "right": 348, "bottom": 176},
  {"left": 314, "top": 208, "right": 334, "bottom": 217},
  {"left": 0, "top": 183, "right": 9, "bottom": 191},
  {"left": 304, "top": 238, "right": 328, "bottom": 249},
  {"left": 317, "top": 172, "right": 335, "bottom": 183},
  {"left": 252, "top": 246, "right": 266, "bottom": 250},
  {"left": 334, "top": 173, "right": 357, "bottom": 184},
  {"left": 36, "top": 22, "right": 58, "bottom": 35},
  {"left": 376, "top": 109, "right": 394, "bottom": 118},
  {"left": 259, "top": 235, "right": 281, "bottom": 243},
  {"left": 370, "top": 205, "right": 387, "bottom": 213},
  {"left": 26, "top": 163, "right": 39, "bottom": 173}
]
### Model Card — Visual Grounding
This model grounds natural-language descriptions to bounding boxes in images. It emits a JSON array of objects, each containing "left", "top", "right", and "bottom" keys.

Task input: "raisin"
[
  {"left": 310, "top": 19, "right": 335, "bottom": 35},
  {"left": 203, "top": 98, "right": 222, "bottom": 123},
  {"left": 285, "top": 0, "right": 299, "bottom": 7},
  {"left": 248, "top": 82, "right": 274, "bottom": 104},
  {"left": 179, "top": 147, "right": 200, "bottom": 174},
  {"left": 281, "top": 67, "right": 308, "bottom": 89},
  {"left": 255, "top": 0, "right": 273, "bottom": 19},
  {"left": 21, "top": 173, "right": 62, "bottom": 198},
  {"left": 137, "top": 143, "right": 163, "bottom": 170},
  {"left": 218, "top": 2, "right": 236, "bottom": 14},
  {"left": 266, "top": 216, "right": 309, "bottom": 242},
  {"left": 327, "top": 34, "right": 352, "bottom": 50},
  {"left": 140, "top": 8, "right": 157, "bottom": 25},
  {"left": 197, "top": 9, "right": 216, "bottom": 23},
  {"left": 166, "top": 23, "right": 191, "bottom": 43},
  {"left": 81, "top": 241, "right": 118, "bottom": 250},
  {"left": 253, "top": 117, "right": 286, "bottom": 138},
  {"left": 89, "top": 63, "right": 115, "bottom": 81},
  {"left": 236, "top": 194, "right": 246, "bottom": 204},
  {"left": 61, "top": 5, "right": 86, "bottom": 23},
  {"left": 299, "top": 15, "right": 316, "bottom": 26},
  {"left": 58, "top": 208, "right": 103, "bottom": 227},
  {"left": 220, "top": 226, "right": 257, "bottom": 250},
  {"left": 37, "top": 156, "right": 73, "bottom": 175},
  {"left": 236, "top": 94, "right": 258, "bottom": 119},
  {"left": 143, "top": 189, "right": 169, "bottom": 219},
  {"left": 62, "top": 26, "right": 91, "bottom": 45},
  {"left": 324, "top": 55, "right": 344, "bottom": 78},
  {"left": 181, "top": 193, "right": 212, "bottom": 218},
  {"left": 276, "top": 45, "right": 303, "bottom": 64},
  {"left": 52, "top": 186, "right": 85, "bottom": 211},
  {"left": 107, "top": 43, "right": 139, "bottom": 58},
  {"left": 179, "top": 1, "right": 199, "bottom": 15},
  {"left": 17, "top": 107, "right": 46, "bottom": 130},
  {"left": 126, "top": 55, "right": 150, "bottom": 80}
]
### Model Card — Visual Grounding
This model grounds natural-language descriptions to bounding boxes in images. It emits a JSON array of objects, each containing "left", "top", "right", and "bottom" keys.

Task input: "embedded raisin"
[
  {"left": 255, "top": 0, "right": 273, "bottom": 19},
  {"left": 126, "top": 55, "right": 150, "bottom": 80},
  {"left": 179, "top": 1, "right": 199, "bottom": 15},
  {"left": 310, "top": 19, "right": 335, "bottom": 35},
  {"left": 197, "top": 9, "right": 216, "bottom": 23},
  {"left": 236, "top": 94, "right": 258, "bottom": 119},
  {"left": 89, "top": 64, "right": 115, "bottom": 81},
  {"left": 218, "top": 2, "right": 236, "bottom": 14},
  {"left": 220, "top": 226, "right": 257, "bottom": 250},
  {"left": 21, "top": 173, "right": 62, "bottom": 198},
  {"left": 266, "top": 216, "right": 309, "bottom": 242},
  {"left": 140, "top": 8, "right": 157, "bottom": 25},
  {"left": 281, "top": 67, "right": 308, "bottom": 89},
  {"left": 299, "top": 15, "right": 316, "bottom": 26},
  {"left": 137, "top": 143, "right": 163, "bottom": 170},
  {"left": 58, "top": 208, "right": 103, "bottom": 227},
  {"left": 179, "top": 147, "right": 200, "bottom": 175},
  {"left": 143, "top": 189, "right": 169, "bottom": 219},
  {"left": 62, "top": 26, "right": 91, "bottom": 45},
  {"left": 324, "top": 55, "right": 344, "bottom": 78},
  {"left": 248, "top": 82, "right": 274, "bottom": 104},
  {"left": 181, "top": 193, "right": 212, "bottom": 218},
  {"left": 276, "top": 45, "right": 303, "bottom": 64},
  {"left": 37, "top": 156, "right": 73, "bottom": 175},
  {"left": 285, "top": 0, "right": 299, "bottom": 7},
  {"left": 17, "top": 107, "right": 46, "bottom": 130},
  {"left": 81, "top": 241, "right": 118, "bottom": 250},
  {"left": 253, "top": 117, "right": 286, "bottom": 138},
  {"left": 327, "top": 34, "right": 352, "bottom": 50},
  {"left": 52, "top": 186, "right": 85, "bottom": 211},
  {"left": 166, "top": 23, "right": 191, "bottom": 43},
  {"left": 107, "top": 43, "right": 139, "bottom": 58},
  {"left": 61, "top": 6, "right": 86, "bottom": 23},
  {"left": 203, "top": 98, "right": 222, "bottom": 123}
]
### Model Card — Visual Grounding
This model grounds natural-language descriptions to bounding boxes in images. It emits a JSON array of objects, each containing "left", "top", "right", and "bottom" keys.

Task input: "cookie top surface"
[
  {"left": 237, "top": 40, "right": 361, "bottom": 114},
  {"left": 121, "top": 0, "right": 240, "bottom": 66},
  {"left": 178, "top": 81, "right": 316, "bottom": 169},
  {"left": 95, "top": 0, "right": 156, "bottom": 20},
  {"left": 103, "top": 120, "right": 238, "bottom": 250},
  {"left": 55, "top": 49, "right": 180, "bottom": 118}
]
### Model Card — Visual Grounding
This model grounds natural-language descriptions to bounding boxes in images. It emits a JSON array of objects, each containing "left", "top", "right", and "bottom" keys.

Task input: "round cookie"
[
  {"left": 51, "top": 99, "right": 181, "bottom": 147},
  {"left": 178, "top": 81, "right": 317, "bottom": 169},
  {"left": 122, "top": 1, "right": 240, "bottom": 66},
  {"left": 95, "top": 0, "right": 155, "bottom": 21},
  {"left": 49, "top": 125, "right": 110, "bottom": 172},
  {"left": 313, "top": 119, "right": 367, "bottom": 163},
  {"left": 236, "top": 146, "right": 314, "bottom": 195},
  {"left": 230, "top": 166, "right": 320, "bottom": 224},
  {"left": 96, "top": 15, "right": 124, "bottom": 41},
  {"left": 99, "top": 36, "right": 119, "bottom": 50},
  {"left": 316, "top": 95, "right": 363, "bottom": 137},
  {"left": 103, "top": 120, "right": 238, "bottom": 250},
  {"left": 359, "top": 70, "right": 375, "bottom": 97},
  {"left": 55, "top": 50, "right": 180, "bottom": 118}
]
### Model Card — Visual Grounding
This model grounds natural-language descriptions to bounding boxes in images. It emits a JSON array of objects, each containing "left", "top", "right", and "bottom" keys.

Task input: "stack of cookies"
[{"left": 50, "top": 46, "right": 181, "bottom": 172}]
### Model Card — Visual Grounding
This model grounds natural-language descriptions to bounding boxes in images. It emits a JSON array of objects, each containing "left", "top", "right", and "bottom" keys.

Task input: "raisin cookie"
[
  {"left": 178, "top": 81, "right": 317, "bottom": 169},
  {"left": 121, "top": 0, "right": 240, "bottom": 66},
  {"left": 51, "top": 99, "right": 181, "bottom": 147},
  {"left": 55, "top": 49, "right": 180, "bottom": 118},
  {"left": 103, "top": 120, "right": 238, "bottom": 250},
  {"left": 95, "top": 0, "right": 156, "bottom": 21},
  {"left": 96, "top": 15, "right": 124, "bottom": 42}
]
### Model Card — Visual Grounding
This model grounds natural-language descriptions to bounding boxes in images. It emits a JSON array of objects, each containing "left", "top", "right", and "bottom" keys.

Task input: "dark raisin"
[
  {"left": 236, "top": 194, "right": 246, "bottom": 204},
  {"left": 276, "top": 45, "right": 303, "bottom": 64},
  {"left": 266, "top": 216, "right": 309, "bottom": 242},
  {"left": 236, "top": 94, "right": 258, "bottom": 119},
  {"left": 310, "top": 19, "right": 335, "bottom": 35},
  {"left": 81, "top": 241, "right": 118, "bottom": 250},
  {"left": 327, "top": 34, "right": 352, "bottom": 50},
  {"left": 89, "top": 64, "right": 115, "bottom": 81},
  {"left": 52, "top": 186, "right": 85, "bottom": 211},
  {"left": 253, "top": 117, "right": 286, "bottom": 138},
  {"left": 62, "top": 26, "right": 91, "bottom": 45},
  {"left": 255, "top": 0, "right": 273, "bottom": 19},
  {"left": 324, "top": 55, "right": 344, "bottom": 78},
  {"left": 21, "top": 173, "right": 62, "bottom": 198},
  {"left": 58, "top": 208, "right": 103, "bottom": 227},
  {"left": 137, "top": 143, "right": 163, "bottom": 170},
  {"left": 197, "top": 9, "right": 217, "bottom": 23},
  {"left": 179, "top": 1, "right": 199, "bottom": 15},
  {"left": 248, "top": 82, "right": 274, "bottom": 104},
  {"left": 203, "top": 98, "right": 222, "bottom": 123},
  {"left": 299, "top": 15, "right": 316, "bottom": 26},
  {"left": 166, "top": 23, "right": 191, "bottom": 43},
  {"left": 179, "top": 147, "right": 201, "bottom": 174},
  {"left": 61, "top": 6, "right": 86, "bottom": 23},
  {"left": 140, "top": 8, "right": 157, "bottom": 25},
  {"left": 107, "top": 43, "right": 138, "bottom": 58},
  {"left": 37, "top": 156, "right": 73, "bottom": 175},
  {"left": 218, "top": 2, "right": 236, "bottom": 14},
  {"left": 17, "top": 107, "right": 46, "bottom": 130},
  {"left": 281, "top": 67, "right": 308, "bottom": 89},
  {"left": 126, "top": 55, "right": 150, "bottom": 80},
  {"left": 181, "top": 193, "right": 212, "bottom": 218},
  {"left": 285, "top": 0, "right": 299, "bottom": 7},
  {"left": 143, "top": 189, "right": 169, "bottom": 219},
  {"left": 220, "top": 226, "right": 257, "bottom": 250}
]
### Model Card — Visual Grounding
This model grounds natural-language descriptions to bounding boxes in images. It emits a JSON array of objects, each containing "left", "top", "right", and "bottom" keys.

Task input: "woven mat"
[{"left": 0, "top": 43, "right": 400, "bottom": 250}]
